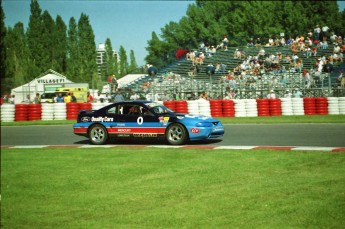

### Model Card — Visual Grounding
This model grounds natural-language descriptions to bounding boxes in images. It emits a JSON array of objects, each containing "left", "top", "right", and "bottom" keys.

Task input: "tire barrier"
[
  {"left": 340, "top": 97, "right": 345, "bottom": 115},
  {"left": 291, "top": 98, "right": 305, "bottom": 115},
  {"left": 54, "top": 103, "right": 67, "bottom": 120},
  {"left": 256, "top": 99, "right": 269, "bottom": 116},
  {"left": 41, "top": 103, "right": 54, "bottom": 120},
  {"left": 327, "top": 97, "right": 340, "bottom": 115},
  {"left": 245, "top": 99, "right": 258, "bottom": 117},
  {"left": 28, "top": 104, "right": 42, "bottom": 121},
  {"left": 233, "top": 99, "right": 246, "bottom": 117},
  {"left": 163, "top": 101, "right": 176, "bottom": 112},
  {"left": 198, "top": 99, "right": 211, "bottom": 117},
  {"left": 280, "top": 98, "right": 293, "bottom": 116},
  {"left": 268, "top": 99, "right": 282, "bottom": 116},
  {"left": 303, "top": 98, "right": 316, "bottom": 115},
  {"left": 315, "top": 97, "right": 328, "bottom": 115},
  {"left": 15, "top": 104, "right": 29, "bottom": 121},
  {"left": 2, "top": 97, "right": 345, "bottom": 122},
  {"left": 187, "top": 100, "right": 199, "bottom": 116},
  {"left": 175, "top": 100, "right": 188, "bottom": 114},
  {"left": 1, "top": 104, "right": 15, "bottom": 122},
  {"left": 79, "top": 103, "right": 92, "bottom": 111},
  {"left": 222, "top": 100, "right": 235, "bottom": 117},
  {"left": 67, "top": 102, "right": 79, "bottom": 120},
  {"left": 210, "top": 100, "right": 223, "bottom": 117}
]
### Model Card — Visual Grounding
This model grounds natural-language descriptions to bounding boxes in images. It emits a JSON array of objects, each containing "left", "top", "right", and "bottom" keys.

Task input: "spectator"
[
  {"left": 321, "top": 25, "right": 329, "bottom": 42},
  {"left": 234, "top": 49, "right": 241, "bottom": 59},
  {"left": 284, "top": 89, "right": 292, "bottom": 98},
  {"left": 34, "top": 93, "right": 41, "bottom": 104},
  {"left": 255, "top": 37, "right": 262, "bottom": 47},
  {"left": 334, "top": 45, "right": 341, "bottom": 54},
  {"left": 222, "top": 36, "right": 229, "bottom": 51},
  {"left": 87, "top": 92, "right": 93, "bottom": 103},
  {"left": 206, "top": 63, "right": 215, "bottom": 76},
  {"left": 210, "top": 45, "right": 217, "bottom": 55},
  {"left": 24, "top": 94, "right": 32, "bottom": 104},
  {"left": 64, "top": 92, "right": 71, "bottom": 103},
  {"left": 294, "top": 88, "right": 303, "bottom": 98},
  {"left": 247, "top": 39, "right": 254, "bottom": 47},
  {"left": 330, "top": 32, "right": 337, "bottom": 44},
  {"left": 70, "top": 92, "right": 77, "bottom": 103},
  {"left": 104, "top": 92, "right": 112, "bottom": 103},
  {"left": 267, "top": 90, "right": 276, "bottom": 99},
  {"left": 320, "top": 40, "right": 328, "bottom": 49},
  {"left": 130, "top": 92, "right": 140, "bottom": 100},
  {"left": 114, "top": 91, "right": 125, "bottom": 102},
  {"left": 147, "top": 64, "right": 158, "bottom": 76},
  {"left": 304, "top": 47, "right": 312, "bottom": 58},
  {"left": 56, "top": 93, "right": 64, "bottom": 103},
  {"left": 9, "top": 94, "right": 15, "bottom": 104},
  {"left": 198, "top": 52, "right": 205, "bottom": 64},
  {"left": 304, "top": 70, "right": 313, "bottom": 88},
  {"left": 311, "top": 46, "right": 318, "bottom": 56},
  {"left": 199, "top": 92, "right": 209, "bottom": 100},
  {"left": 94, "top": 91, "right": 102, "bottom": 103},
  {"left": 314, "top": 24, "right": 321, "bottom": 41}
]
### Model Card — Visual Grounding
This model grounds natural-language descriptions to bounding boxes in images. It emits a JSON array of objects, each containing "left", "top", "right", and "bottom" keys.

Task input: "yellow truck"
[{"left": 41, "top": 87, "right": 88, "bottom": 103}]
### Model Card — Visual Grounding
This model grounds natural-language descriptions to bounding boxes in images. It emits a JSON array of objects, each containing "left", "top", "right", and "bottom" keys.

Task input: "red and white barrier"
[
  {"left": 42, "top": 103, "right": 54, "bottom": 120},
  {"left": 222, "top": 100, "right": 235, "bottom": 117},
  {"left": 1, "top": 97, "right": 345, "bottom": 122},
  {"left": 0, "top": 104, "right": 15, "bottom": 122}
]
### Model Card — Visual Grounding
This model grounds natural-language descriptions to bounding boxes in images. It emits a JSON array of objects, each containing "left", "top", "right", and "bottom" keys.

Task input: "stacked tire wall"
[{"left": 1, "top": 98, "right": 345, "bottom": 122}]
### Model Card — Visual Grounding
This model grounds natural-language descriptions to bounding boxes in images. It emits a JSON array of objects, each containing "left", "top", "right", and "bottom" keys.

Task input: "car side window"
[{"left": 107, "top": 106, "right": 117, "bottom": 114}]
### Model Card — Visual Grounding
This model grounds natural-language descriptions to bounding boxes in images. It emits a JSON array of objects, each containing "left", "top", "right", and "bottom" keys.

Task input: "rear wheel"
[
  {"left": 166, "top": 123, "right": 188, "bottom": 145},
  {"left": 89, "top": 124, "right": 108, "bottom": 145}
]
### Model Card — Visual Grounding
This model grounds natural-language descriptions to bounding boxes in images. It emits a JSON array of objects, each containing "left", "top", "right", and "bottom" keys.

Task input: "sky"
[
  {"left": 2, "top": 1, "right": 345, "bottom": 67},
  {"left": 2, "top": 0, "right": 194, "bottom": 66}
]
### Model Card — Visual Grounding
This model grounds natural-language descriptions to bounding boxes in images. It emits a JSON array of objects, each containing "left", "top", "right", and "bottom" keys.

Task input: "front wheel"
[
  {"left": 89, "top": 124, "right": 108, "bottom": 145},
  {"left": 166, "top": 123, "right": 188, "bottom": 145}
]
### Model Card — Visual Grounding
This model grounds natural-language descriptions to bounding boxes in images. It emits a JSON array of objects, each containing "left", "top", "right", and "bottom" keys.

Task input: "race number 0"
[{"left": 137, "top": 117, "right": 143, "bottom": 125}]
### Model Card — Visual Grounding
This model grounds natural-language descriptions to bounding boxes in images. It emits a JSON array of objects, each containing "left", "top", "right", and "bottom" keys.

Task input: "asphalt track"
[{"left": 1, "top": 124, "right": 345, "bottom": 149}]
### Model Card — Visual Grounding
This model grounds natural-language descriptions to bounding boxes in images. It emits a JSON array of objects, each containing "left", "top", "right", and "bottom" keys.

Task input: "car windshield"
[{"left": 145, "top": 103, "right": 173, "bottom": 114}]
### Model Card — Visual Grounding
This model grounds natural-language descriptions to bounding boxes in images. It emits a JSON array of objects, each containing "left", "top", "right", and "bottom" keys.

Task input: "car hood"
[{"left": 168, "top": 113, "right": 221, "bottom": 123}]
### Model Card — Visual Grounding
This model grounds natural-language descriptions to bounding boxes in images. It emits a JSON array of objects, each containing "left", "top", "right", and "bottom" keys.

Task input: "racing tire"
[
  {"left": 89, "top": 124, "right": 108, "bottom": 145},
  {"left": 166, "top": 123, "right": 188, "bottom": 145}
]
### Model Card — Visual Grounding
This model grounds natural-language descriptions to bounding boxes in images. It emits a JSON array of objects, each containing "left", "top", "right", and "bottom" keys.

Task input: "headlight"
[{"left": 196, "top": 122, "right": 212, "bottom": 127}]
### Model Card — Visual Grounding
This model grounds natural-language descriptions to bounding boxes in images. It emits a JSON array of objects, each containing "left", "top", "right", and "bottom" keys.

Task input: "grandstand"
[{"left": 119, "top": 43, "right": 344, "bottom": 100}]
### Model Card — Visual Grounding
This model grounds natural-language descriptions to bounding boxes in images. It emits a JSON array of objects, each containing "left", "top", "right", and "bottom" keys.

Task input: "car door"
[{"left": 110, "top": 103, "right": 163, "bottom": 138}]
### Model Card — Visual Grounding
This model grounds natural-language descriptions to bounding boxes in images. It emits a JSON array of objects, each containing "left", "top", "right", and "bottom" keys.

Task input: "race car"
[{"left": 73, "top": 101, "right": 224, "bottom": 145}]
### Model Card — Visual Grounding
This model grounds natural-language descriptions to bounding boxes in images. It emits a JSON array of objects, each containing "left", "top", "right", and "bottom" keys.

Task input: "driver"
[{"left": 128, "top": 106, "right": 140, "bottom": 115}]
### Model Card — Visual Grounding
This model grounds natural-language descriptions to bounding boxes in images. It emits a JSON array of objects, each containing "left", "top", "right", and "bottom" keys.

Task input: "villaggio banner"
[{"left": 36, "top": 78, "right": 66, "bottom": 84}]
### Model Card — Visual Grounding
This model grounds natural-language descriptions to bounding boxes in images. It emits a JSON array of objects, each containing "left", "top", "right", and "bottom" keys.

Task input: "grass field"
[{"left": 1, "top": 147, "right": 345, "bottom": 228}]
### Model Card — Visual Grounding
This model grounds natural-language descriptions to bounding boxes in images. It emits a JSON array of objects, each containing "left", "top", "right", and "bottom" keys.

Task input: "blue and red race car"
[{"left": 73, "top": 101, "right": 224, "bottom": 145}]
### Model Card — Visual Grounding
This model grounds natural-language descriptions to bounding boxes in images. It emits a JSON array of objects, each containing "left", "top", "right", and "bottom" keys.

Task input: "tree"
[
  {"left": 53, "top": 15, "right": 67, "bottom": 73},
  {"left": 66, "top": 17, "right": 80, "bottom": 82},
  {"left": 145, "top": 32, "right": 166, "bottom": 68},
  {"left": 78, "top": 13, "right": 97, "bottom": 84},
  {"left": 104, "top": 38, "right": 116, "bottom": 79},
  {"left": 128, "top": 50, "right": 138, "bottom": 73},
  {"left": 41, "top": 10, "right": 55, "bottom": 70},
  {"left": 5, "top": 23, "right": 30, "bottom": 88},
  {"left": 118, "top": 45, "right": 128, "bottom": 77},
  {"left": 27, "top": 0, "right": 44, "bottom": 78},
  {"left": 0, "top": 4, "right": 7, "bottom": 93}
]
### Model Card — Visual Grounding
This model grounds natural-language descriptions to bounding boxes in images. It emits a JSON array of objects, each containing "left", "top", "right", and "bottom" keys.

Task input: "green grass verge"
[
  {"left": 1, "top": 115, "right": 345, "bottom": 126},
  {"left": 1, "top": 148, "right": 345, "bottom": 228}
]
